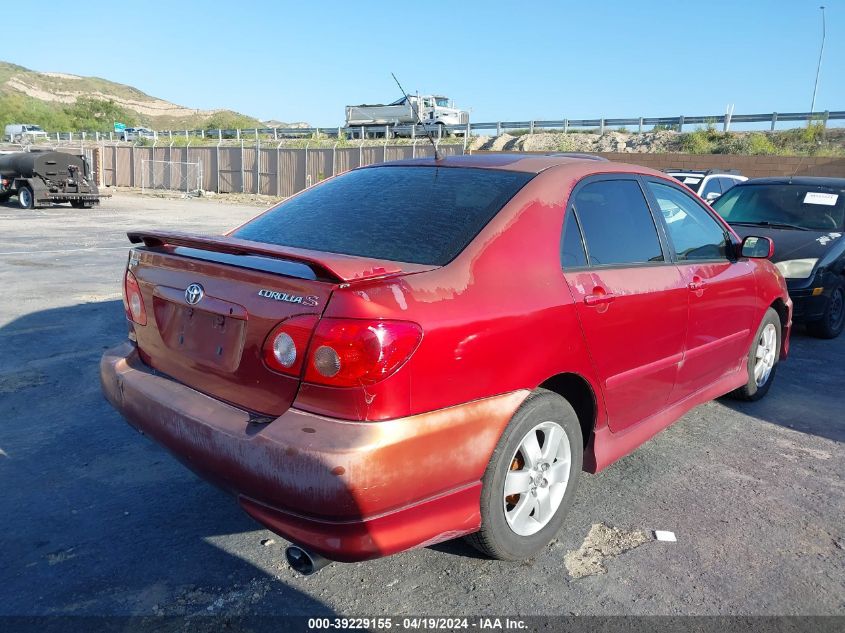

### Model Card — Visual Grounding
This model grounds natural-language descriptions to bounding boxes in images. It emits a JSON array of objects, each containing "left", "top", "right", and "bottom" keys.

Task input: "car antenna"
[
  {"left": 789, "top": 153, "right": 809, "bottom": 183},
  {"left": 391, "top": 72, "right": 440, "bottom": 161}
]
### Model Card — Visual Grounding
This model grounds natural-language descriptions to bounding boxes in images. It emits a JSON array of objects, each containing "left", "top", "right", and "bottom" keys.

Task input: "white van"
[{"left": 4, "top": 124, "right": 49, "bottom": 143}]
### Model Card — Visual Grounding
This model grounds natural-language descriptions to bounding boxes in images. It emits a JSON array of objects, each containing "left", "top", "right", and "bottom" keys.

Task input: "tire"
[
  {"left": 466, "top": 389, "right": 583, "bottom": 560},
  {"left": 806, "top": 282, "right": 845, "bottom": 340},
  {"left": 18, "top": 186, "right": 34, "bottom": 209},
  {"left": 730, "top": 307, "right": 781, "bottom": 401},
  {"left": 70, "top": 200, "right": 83, "bottom": 209}
]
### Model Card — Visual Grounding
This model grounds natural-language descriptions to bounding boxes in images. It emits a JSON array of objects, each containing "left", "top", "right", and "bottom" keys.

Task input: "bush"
[
  {"left": 680, "top": 128, "right": 716, "bottom": 153},
  {"left": 745, "top": 133, "right": 779, "bottom": 155}
]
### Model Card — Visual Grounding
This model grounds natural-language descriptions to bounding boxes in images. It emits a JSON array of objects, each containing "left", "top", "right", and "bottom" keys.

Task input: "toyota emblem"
[{"left": 185, "top": 283, "right": 204, "bottom": 305}]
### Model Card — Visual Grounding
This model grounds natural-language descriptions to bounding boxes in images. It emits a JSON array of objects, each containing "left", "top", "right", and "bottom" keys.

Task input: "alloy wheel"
[
  {"left": 753, "top": 323, "right": 777, "bottom": 387},
  {"left": 503, "top": 421, "right": 571, "bottom": 536}
]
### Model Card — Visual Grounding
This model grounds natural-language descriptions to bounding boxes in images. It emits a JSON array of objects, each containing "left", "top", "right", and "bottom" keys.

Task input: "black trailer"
[{"left": 0, "top": 150, "right": 102, "bottom": 209}]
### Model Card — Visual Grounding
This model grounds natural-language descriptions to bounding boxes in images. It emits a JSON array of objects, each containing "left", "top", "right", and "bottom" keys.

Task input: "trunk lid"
[{"left": 126, "top": 231, "right": 435, "bottom": 416}]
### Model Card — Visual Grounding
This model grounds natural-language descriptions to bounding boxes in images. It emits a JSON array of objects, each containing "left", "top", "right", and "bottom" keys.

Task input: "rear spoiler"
[{"left": 127, "top": 230, "right": 436, "bottom": 283}]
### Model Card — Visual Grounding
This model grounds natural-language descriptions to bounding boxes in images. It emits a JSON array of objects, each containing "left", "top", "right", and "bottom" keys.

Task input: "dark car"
[{"left": 712, "top": 177, "right": 845, "bottom": 338}]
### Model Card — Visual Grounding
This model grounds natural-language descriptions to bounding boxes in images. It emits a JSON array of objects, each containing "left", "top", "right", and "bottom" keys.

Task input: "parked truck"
[
  {"left": 345, "top": 94, "right": 468, "bottom": 137},
  {"left": 4, "top": 124, "right": 49, "bottom": 143},
  {"left": 0, "top": 150, "right": 101, "bottom": 209}
]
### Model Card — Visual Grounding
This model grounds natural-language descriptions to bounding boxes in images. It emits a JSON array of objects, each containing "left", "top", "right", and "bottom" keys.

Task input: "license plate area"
[{"left": 152, "top": 292, "right": 247, "bottom": 372}]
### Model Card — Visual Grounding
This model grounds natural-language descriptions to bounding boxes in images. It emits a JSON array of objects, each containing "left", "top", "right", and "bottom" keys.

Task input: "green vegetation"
[
  {"left": 0, "top": 93, "right": 139, "bottom": 133},
  {"left": 202, "top": 110, "right": 262, "bottom": 131},
  {"left": 0, "top": 60, "right": 262, "bottom": 132},
  {"left": 652, "top": 123, "right": 679, "bottom": 132},
  {"left": 678, "top": 123, "right": 842, "bottom": 156}
]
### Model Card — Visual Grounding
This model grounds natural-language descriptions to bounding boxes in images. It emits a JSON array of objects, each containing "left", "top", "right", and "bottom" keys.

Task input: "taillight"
[
  {"left": 123, "top": 270, "right": 147, "bottom": 325},
  {"left": 263, "top": 315, "right": 319, "bottom": 376},
  {"left": 303, "top": 319, "right": 422, "bottom": 387}
]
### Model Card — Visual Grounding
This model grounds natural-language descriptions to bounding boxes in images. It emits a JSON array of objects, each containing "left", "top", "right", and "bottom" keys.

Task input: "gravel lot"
[{"left": 1, "top": 192, "right": 843, "bottom": 619}]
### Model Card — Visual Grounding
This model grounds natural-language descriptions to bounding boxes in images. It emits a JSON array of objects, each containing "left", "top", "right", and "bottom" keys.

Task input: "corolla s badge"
[
  {"left": 258, "top": 289, "right": 319, "bottom": 307},
  {"left": 185, "top": 283, "right": 204, "bottom": 305}
]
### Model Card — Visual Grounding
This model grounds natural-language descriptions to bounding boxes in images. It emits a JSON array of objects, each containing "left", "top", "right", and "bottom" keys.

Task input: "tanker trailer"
[{"left": 0, "top": 150, "right": 101, "bottom": 209}]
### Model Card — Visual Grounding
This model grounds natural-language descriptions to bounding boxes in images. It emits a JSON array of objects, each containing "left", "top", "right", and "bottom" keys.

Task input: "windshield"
[
  {"left": 435, "top": 97, "right": 449, "bottom": 107},
  {"left": 25, "top": 125, "right": 44, "bottom": 132},
  {"left": 713, "top": 183, "right": 845, "bottom": 231},
  {"left": 233, "top": 166, "right": 534, "bottom": 265},
  {"left": 667, "top": 174, "right": 703, "bottom": 193}
]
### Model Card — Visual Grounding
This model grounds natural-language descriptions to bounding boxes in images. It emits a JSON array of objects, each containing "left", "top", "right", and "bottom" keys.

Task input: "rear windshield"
[
  {"left": 713, "top": 183, "right": 845, "bottom": 231},
  {"left": 668, "top": 174, "right": 703, "bottom": 192},
  {"left": 233, "top": 166, "right": 534, "bottom": 265}
]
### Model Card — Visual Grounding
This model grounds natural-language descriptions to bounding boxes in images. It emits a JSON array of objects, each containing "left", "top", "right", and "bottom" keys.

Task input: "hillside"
[{"left": 0, "top": 61, "right": 301, "bottom": 132}]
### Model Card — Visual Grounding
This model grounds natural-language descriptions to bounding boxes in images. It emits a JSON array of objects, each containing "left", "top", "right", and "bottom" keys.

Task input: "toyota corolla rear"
[{"left": 100, "top": 162, "right": 536, "bottom": 561}]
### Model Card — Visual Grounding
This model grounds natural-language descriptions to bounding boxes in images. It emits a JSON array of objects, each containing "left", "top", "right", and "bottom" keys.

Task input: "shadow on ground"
[
  {"left": 0, "top": 300, "right": 334, "bottom": 618},
  {"left": 719, "top": 327, "right": 845, "bottom": 443}
]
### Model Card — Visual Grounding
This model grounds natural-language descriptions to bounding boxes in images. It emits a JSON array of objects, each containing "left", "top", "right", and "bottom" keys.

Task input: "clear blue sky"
[{"left": 4, "top": 0, "right": 842, "bottom": 126}]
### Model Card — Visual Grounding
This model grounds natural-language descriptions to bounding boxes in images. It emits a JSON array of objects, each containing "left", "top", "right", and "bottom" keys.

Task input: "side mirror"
[
  {"left": 704, "top": 191, "right": 721, "bottom": 203},
  {"left": 740, "top": 236, "right": 775, "bottom": 259}
]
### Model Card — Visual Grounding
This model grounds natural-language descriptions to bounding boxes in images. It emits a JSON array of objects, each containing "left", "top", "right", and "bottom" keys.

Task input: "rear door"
[
  {"left": 562, "top": 176, "right": 688, "bottom": 433},
  {"left": 643, "top": 178, "right": 756, "bottom": 399}
]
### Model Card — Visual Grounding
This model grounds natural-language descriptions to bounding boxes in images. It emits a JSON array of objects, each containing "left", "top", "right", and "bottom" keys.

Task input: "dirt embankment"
[
  {"left": 470, "top": 130, "right": 682, "bottom": 153},
  {"left": 469, "top": 128, "right": 845, "bottom": 156}
]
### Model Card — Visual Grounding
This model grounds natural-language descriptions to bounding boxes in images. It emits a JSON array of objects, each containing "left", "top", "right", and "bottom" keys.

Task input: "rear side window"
[
  {"left": 561, "top": 207, "right": 587, "bottom": 268},
  {"left": 233, "top": 166, "right": 533, "bottom": 265},
  {"left": 572, "top": 180, "right": 664, "bottom": 266}
]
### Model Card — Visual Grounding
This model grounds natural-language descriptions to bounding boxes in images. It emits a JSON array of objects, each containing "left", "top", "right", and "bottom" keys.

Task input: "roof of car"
[
  {"left": 376, "top": 153, "right": 669, "bottom": 177},
  {"left": 663, "top": 168, "right": 743, "bottom": 176},
  {"left": 737, "top": 176, "right": 845, "bottom": 187}
]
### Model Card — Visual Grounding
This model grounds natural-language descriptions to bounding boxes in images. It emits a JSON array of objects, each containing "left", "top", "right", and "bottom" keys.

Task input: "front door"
[
  {"left": 562, "top": 177, "right": 688, "bottom": 433},
  {"left": 643, "top": 179, "right": 756, "bottom": 400}
]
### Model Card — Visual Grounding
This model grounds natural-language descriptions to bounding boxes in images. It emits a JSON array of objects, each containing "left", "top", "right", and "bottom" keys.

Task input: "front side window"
[
  {"left": 572, "top": 179, "right": 664, "bottom": 266},
  {"left": 648, "top": 181, "right": 729, "bottom": 261}
]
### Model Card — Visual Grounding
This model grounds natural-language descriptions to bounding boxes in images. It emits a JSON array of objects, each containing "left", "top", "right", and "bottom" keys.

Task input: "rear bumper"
[{"left": 100, "top": 342, "right": 526, "bottom": 562}]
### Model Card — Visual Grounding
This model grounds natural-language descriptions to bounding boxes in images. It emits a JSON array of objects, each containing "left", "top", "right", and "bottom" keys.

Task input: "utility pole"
[{"left": 810, "top": 5, "right": 827, "bottom": 114}]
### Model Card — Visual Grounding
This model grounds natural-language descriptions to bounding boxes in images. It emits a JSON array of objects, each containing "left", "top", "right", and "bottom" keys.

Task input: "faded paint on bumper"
[{"left": 100, "top": 342, "right": 527, "bottom": 561}]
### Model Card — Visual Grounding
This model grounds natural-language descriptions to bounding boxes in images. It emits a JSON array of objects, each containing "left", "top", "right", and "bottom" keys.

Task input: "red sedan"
[{"left": 101, "top": 154, "right": 791, "bottom": 572}]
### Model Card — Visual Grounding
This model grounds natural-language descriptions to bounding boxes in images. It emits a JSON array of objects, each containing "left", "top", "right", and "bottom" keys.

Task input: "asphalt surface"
[{"left": 1, "top": 192, "right": 843, "bottom": 619}]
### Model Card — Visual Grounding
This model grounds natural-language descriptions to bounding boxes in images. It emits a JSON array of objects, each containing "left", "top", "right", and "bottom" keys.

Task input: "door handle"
[
  {"left": 688, "top": 279, "right": 707, "bottom": 291},
  {"left": 584, "top": 293, "right": 616, "bottom": 306}
]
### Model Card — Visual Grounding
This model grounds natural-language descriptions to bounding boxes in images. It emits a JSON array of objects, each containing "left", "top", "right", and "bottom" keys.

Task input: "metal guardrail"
[{"left": 35, "top": 109, "right": 845, "bottom": 142}]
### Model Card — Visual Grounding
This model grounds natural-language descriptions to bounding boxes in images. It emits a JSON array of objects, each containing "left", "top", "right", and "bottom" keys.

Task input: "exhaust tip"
[{"left": 285, "top": 545, "right": 331, "bottom": 576}]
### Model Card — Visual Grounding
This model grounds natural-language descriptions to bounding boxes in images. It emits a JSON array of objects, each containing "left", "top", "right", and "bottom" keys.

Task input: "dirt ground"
[{"left": 1, "top": 192, "right": 843, "bottom": 621}]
